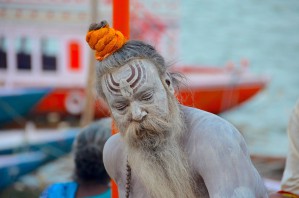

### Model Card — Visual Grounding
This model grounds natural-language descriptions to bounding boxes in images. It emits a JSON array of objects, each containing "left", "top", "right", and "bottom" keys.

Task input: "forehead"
[{"left": 102, "top": 59, "right": 159, "bottom": 96}]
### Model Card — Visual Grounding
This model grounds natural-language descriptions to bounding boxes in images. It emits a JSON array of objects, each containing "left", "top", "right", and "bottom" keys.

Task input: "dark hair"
[{"left": 73, "top": 118, "right": 111, "bottom": 184}]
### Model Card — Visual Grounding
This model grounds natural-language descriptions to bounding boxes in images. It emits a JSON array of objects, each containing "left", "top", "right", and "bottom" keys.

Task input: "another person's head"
[
  {"left": 86, "top": 21, "right": 196, "bottom": 198},
  {"left": 73, "top": 118, "right": 111, "bottom": 185}
]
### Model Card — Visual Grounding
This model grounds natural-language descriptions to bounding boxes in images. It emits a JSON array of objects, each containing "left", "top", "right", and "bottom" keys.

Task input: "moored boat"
[
  {"left": 0, "top": 88, "right": 50, "bottom": 126},
  {"left": 174, "top": 65, "right": 269, "bottom": 114},
  {"left": 0, "top": 128, "right": 79, "bottom": 190},
  {"left": 0, "top": 151, "right": 48, "bottom": 189}
]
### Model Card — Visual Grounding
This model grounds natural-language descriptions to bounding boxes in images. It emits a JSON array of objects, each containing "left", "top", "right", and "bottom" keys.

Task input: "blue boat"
[
  {"left": 0, "top": 88, "right": 50, "bottom": 125},
  {"left": 0, "top": 128, "right": 79, "bottom": 190},
  {"left": 0, "top": 151, "right": 48, "bottom": 190}
]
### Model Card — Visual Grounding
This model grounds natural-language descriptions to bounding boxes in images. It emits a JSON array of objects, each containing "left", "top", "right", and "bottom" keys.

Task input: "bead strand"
[{"left": 125, "top": 159, "right": 131, "bottom": 198}]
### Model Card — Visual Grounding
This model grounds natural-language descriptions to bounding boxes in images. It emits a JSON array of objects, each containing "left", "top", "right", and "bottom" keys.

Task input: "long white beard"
[{"left": 124, "top": 94, "right": 197, "bottom": 198}]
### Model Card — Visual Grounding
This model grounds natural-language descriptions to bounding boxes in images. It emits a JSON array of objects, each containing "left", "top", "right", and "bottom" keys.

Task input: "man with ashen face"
[{"left": 86, "top": 21, "right": 269, "bottom": 198}]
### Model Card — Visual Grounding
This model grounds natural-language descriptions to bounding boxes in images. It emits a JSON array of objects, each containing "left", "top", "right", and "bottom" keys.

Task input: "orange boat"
[{"left": 174, "top": 65, "right": 268, "bottom": 114}]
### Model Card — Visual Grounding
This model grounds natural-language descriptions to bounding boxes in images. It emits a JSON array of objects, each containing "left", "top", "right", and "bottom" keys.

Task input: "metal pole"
[
  {"left": 113, "top": 0, "right": 130, "bottom": 38},
  {"left": 112, "top": 0, "right": 130, "bottom": 197}
]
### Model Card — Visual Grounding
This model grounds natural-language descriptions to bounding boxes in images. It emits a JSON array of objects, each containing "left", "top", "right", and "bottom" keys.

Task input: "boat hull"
[
  {"left": 0, "top": 128, "right": 79, "bottom": 190},
  {"left": 0, "top": 88, "right": 49, "bottom": 125},
  {"left": 0, "top": 152, "right": 48, "bottom": 189},
  {"left": 177, "top": 82, "right": 267, "bottom": 114}
]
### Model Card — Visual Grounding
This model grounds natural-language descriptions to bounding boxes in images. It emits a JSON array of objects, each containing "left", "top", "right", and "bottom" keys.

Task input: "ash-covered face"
[{"left": 101, "top": 59, "right": 173, "bottom": 134}]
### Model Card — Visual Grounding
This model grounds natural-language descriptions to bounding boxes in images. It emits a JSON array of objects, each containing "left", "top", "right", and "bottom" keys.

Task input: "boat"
[
  {"left": 0, "top": 151, "right": 48, "bottom": 189},
  {"left": 173, "top": 65, "right": 268, "bottom": 114},
  {"left": 0, "top": 88, "right": 50, "bottom": 126},
  {"left": 0, "top": 128, "right": 79, "bottom": 189},
  {"left": 0, "top": 128, "right": 79, "bottom": 155},
  {"left": 0, "top": 0, "right": 268, "bottom": 121}
]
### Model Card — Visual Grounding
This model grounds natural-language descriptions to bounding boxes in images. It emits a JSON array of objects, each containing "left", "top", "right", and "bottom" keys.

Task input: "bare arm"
[
  {"left": 103, "top": 133, "right": 125, "bottom": 183},
  {"left": 281, "top": 99, "right": 299, "bottom": 195},
  {"left": 188, "top": 117, "right": 268, "bottom": 198},
  {"left": 103, "top": 133, "right": 130, "bottom": 197}
]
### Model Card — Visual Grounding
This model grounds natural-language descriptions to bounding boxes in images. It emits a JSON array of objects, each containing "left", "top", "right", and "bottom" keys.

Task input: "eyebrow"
[
  {"left": 111, "top": 97, "right": 129, "bottom": 105},
  {"left": 134, "top": 87, "right": 154, "bottom": 99}
]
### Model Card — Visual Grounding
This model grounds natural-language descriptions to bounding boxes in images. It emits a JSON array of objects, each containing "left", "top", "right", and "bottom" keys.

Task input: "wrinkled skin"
[{"left": 102, "top": 59, "right": 268, "bottom": 198}]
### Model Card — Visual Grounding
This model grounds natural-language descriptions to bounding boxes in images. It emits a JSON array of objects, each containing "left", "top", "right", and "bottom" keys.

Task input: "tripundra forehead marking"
[{"left": 105, "top": 60, "right": 147, "bottom": 96}]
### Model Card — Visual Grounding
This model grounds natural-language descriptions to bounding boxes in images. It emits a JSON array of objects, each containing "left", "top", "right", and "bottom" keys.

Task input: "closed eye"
[
  {"left": 141, "top": 92, "right": 153, "bottom": 101},
  {"left": 114, "top": 103, "right": 128, "bottom": 111}
]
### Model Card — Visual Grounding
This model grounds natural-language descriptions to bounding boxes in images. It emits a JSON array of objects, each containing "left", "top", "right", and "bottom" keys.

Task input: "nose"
[{"left": 131, "top": 102, "right": 147, "bottom": 121}]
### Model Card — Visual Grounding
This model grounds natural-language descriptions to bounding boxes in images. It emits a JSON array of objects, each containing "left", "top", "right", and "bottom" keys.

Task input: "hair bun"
[{"left": 86, "top": 21, "right": 127, "bottom": 61}]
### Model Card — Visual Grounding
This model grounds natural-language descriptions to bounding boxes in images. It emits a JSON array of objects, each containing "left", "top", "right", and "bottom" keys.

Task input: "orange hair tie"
[{"left": 86, "top": 21, "right": 127, "bottom": 61}]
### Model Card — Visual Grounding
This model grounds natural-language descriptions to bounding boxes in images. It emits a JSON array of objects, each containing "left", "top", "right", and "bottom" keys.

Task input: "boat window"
[
  {"left": 0, "top": 37, "right": 7, "bottom": 70},
  {"left": 41, "top": 38, "right": 58, "bottom": 72},
  {"left": 68, "top": 41, "right": 81, "bottom": 71},
  {"left": 16, "top": 37, "right": 32, "bottom": 71}
]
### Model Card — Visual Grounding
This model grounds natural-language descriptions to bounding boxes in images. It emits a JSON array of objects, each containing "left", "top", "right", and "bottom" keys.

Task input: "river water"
[{"left": 180, "top": 0, "right": 299, "bottom": 157}]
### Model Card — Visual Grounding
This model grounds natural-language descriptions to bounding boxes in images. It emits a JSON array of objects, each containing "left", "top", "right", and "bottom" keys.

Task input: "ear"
[{"left": 163, "top": 73, "right": 175, "bottom": 94}]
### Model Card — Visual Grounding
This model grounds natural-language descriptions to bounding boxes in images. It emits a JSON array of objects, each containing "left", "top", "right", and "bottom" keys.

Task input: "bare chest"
[
  {"left": 117, "top": 170, "right": 150, "bottom": 198},
  {"left": 116, "top": 165, "right": 210, "bottom": 198}
]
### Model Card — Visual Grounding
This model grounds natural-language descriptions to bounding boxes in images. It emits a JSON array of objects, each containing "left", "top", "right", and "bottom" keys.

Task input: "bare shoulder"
[
  {"left": 182, "top": 105, "right": 268, "bottom": 196},
  {"left": 182, "top": 105, "right": 243, "bottom": 141},
  {"left": 181, "top": 105, "right": 249, "bottom": 160},
  {"left": 103, "top": 133, "right": 126, "bottom": 182}
]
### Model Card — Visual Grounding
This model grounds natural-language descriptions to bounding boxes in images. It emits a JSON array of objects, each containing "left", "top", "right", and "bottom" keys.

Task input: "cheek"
[
  {"left": 154, "top": 91, "right": 169, "bottom": 115},
  {"left": 111, "top": 110, "right": 131, "bottom": 131}
]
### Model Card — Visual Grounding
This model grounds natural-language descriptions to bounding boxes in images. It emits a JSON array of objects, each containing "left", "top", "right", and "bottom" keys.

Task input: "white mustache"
[{"left": 125, "top": 114, "right": 172, "bottom": 149}]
